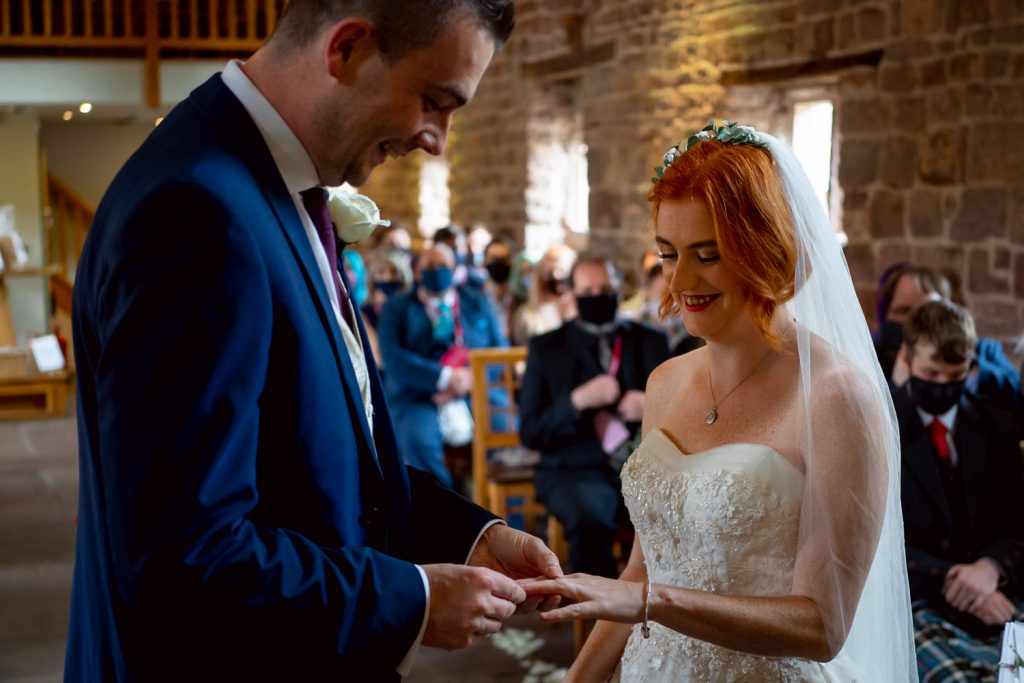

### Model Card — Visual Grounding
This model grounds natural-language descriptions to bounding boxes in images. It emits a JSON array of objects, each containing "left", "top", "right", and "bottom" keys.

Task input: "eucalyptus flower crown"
[{"left": 652, "top": 119, "right": 767, "bottom": 183}]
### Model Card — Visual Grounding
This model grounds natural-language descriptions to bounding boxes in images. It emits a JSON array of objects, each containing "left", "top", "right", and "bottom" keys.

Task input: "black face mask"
[
  {"left": 486, "top": 261, "right": 512, "bottom": 284},
  {"left": 909, "top": 377, "right": 965, "bottom": 416},
  {"left": 576, "top": 293, "right": 619, "bottom": 326},
  {"left": 877, "top": 320, "right": 904, "bottom": 351}
]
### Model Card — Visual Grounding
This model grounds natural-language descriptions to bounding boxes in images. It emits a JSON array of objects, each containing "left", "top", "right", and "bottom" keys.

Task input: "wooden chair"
[{"left": 468, "top": 347, "right": 544, "bottom": 534}]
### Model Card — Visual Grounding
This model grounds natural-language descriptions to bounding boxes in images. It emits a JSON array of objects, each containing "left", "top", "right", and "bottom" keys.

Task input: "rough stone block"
[
  {"left": 968, "top": 299, "right": 1021, "bottom": 338},
  {"left": 914, "top": 244, "right": 965, "bottom": 275},
  {"left": 927, "top": 90, "right": 962, "bottom": 123},
  {"left": 917, "top": 127, "right": 960, "bottom": 184},
  {"left": 887, "top": 39, "right": 934, "bottom": 62},
  {"left": 870, "top": 189, "right": 907, "bottom": 239},
  {"left": 878, "top": 240, "right": 914, "bottom": 271},
  {"left": 900, "top": 0, "right": 943, "bottom": 36},
  {"left": 966, "top": 122, "right": 1024, "bottom": 181},
  {"left": 948, "top": 53, "right": 981, "bottom": 82},
  {"left": 844, "top": 242, "right": 876, "bottom": 283},
  {"left": 881, "top": 64, "right": 920, "bottom": 92},
  {"left": 841, "top": 98, "right": 888, "bottom": 134},
  {"left": 921, "top": 59, "right": 947, "bottom": 87},
  {"left": 839, "top": 138, "right": 881, "bottom": 189},
  {"left": 909, "top": 188, "right": 943, "bottom": 237},
  {"left": 950, "top": 187, "right": 1008, "bottom": 241},
  {"left": 892, "top": 95, "right": 928, "bottom": 131},
  {"left": 1015, "top": 253, "right": 1024, "bottom": 298},
  {"left": 993, "top": 25, "right": 1024, "bottom": 44},
  {"left": 995, "top": 246, "right": 1011, "bottom": 269},
  {"left": 983, "top": 50, "right": 1011, "bottom": 79},
  {"left": 947, "top": 1, "right": 991, "bottom": 31},
  {"left": 968, "top": 248, "right": 1009, "bottom": 294},
  {"left": 881, "top": 137, "right": 917, "bottom": 188},
  {"left": 857, "top": 6, "right": 888, "bottom": 42}
]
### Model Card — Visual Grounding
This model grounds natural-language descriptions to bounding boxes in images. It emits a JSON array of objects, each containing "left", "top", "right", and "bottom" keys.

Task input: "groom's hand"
[
  {"left": 468, "top": 525, "right": 563, "bottom": 613},
  {"left": 421, "top": 563, "right": 525, "bottom": 650}
]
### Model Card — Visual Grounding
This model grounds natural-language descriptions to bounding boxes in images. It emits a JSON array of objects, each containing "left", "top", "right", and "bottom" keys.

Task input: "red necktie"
[
  {"left": 300, "top": 187, "right": 353, "bottom": 330},
  {"left": 928, "top": 418, "right": 951, "bottom": 465}
]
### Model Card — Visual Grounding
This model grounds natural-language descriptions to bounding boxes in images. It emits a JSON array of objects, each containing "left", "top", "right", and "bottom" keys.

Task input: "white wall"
[
  {"left": 0, "top": 110, "right": 46, "bottom": 344},
  {"left": 41, "top": 120, "right": 157, "bottom": 208},
  {"left": 0, "top": 58, "right": 225, "bottom": 105}
]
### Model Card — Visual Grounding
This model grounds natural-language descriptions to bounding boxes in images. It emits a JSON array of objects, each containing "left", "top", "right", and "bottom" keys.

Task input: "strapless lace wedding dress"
[{"left": 611, "top": 429, "right": 862, "bottom": 682}]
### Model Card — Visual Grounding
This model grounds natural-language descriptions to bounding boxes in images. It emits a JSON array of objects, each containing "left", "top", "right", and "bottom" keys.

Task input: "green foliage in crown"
[{"left": 652, "top": 119, "right": 767, "bottom": 183}]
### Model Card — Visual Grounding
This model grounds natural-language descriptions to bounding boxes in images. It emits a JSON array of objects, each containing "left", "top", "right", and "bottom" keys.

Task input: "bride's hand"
[{"left": 519, "top": 574, "right": 646, "bottom": 624}]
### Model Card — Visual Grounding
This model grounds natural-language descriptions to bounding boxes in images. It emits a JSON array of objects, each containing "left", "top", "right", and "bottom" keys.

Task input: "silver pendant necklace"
[{"left": 705, "top": 350, "right": 773, "bottom": 426}]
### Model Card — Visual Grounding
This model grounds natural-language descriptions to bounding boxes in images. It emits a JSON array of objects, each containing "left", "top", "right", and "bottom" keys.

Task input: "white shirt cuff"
[
  {"left": 436, "top": 365, "right": 453, "bottom": 391},
  {"left": 465, "top": 519, "right": 506, "bottom": 564},
  {"left": 396, "top": 565, "right": 430, "bottom": 676}
]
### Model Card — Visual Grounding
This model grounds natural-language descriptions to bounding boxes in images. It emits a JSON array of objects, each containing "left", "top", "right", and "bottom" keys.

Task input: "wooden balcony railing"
[{"left": 0, "top": 0, "right": 287, "bottom": 105}]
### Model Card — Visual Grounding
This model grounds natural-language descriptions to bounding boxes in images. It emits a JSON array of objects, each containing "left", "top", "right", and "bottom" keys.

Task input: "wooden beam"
[
  {"left": 720, "top": 50, "right": 884, "bottom": 86},
  {"left": 521, "top": 42, "right": 615, "bottom": 79}
]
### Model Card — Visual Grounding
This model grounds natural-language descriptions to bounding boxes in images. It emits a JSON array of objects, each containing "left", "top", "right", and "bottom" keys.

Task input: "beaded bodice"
[{"left": 612, "top": 429, "right": 860, "bottom": 683}]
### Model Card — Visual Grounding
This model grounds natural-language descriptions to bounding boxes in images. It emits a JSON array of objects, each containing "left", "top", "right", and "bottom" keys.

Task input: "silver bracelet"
[{"left": 641, "top": 580, "right": 653, "bottom": 639}]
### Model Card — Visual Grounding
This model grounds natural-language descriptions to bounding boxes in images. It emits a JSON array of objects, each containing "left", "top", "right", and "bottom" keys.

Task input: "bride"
[{"left": 522, "top": 121, "right": 917, "bottom": 682}]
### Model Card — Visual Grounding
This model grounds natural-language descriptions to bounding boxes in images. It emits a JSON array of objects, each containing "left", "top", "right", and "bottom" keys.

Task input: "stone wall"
[{"left": 443, "top": 0, "right": 1024, "bottom": 344}]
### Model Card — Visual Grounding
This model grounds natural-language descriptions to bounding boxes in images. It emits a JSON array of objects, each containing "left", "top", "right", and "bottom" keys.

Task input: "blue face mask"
[
  {"left": 421, "top": 267, "right": 454, "bottom": 294},
  {"left": 375, "top": 280, "right": 402, "bottom": 298}
]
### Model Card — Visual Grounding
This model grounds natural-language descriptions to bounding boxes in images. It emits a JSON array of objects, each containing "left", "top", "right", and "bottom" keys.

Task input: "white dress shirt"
[
  {"left": 220, "top": 60, "right": 432, "bottom": 674},
  {"left": 916, "top": 403, "right": 959, "bottom": 468}
]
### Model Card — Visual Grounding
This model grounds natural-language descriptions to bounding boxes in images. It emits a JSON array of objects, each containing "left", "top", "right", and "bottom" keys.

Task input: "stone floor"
[{"left": 0, "top": 402, "right": 574, "bottom": 682}]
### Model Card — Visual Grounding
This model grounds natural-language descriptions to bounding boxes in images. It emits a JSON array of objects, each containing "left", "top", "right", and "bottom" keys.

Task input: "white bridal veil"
[{"left": 762, "top": 133, "right": 917, "bottom": 680}]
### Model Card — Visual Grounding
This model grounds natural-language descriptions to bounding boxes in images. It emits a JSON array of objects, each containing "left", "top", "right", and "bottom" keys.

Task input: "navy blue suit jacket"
[{"left": 65, "top": 75, "right": 496, "bottom": 682}]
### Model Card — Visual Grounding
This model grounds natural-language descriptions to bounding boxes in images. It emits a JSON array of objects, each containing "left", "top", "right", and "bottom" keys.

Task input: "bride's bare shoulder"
[{"left": 644, "top": 348, "right": 702, "bottom": 412}]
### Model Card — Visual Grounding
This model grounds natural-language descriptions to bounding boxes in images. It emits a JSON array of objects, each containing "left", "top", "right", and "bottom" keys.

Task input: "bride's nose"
[{"left": 667, "top": 259, "right": 699, "bottom": 294}]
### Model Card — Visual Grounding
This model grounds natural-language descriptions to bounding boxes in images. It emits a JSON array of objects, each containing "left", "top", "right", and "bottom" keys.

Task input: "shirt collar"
[
  {"left": 916, "top": 402, "right": 958, "bottom": 432},
  {"left": 220, "top": 59, "right": 320, "bottom": 195}
]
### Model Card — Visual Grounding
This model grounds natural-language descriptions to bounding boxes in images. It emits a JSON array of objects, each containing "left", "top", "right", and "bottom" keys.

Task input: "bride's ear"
[{"left": 323, "top": 17, "right": 374, "bottom": 83}]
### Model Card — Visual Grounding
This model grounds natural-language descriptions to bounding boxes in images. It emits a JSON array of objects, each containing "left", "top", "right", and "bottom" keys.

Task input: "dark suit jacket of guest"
[
  {"left": 519, "top": 320, "right": 669, "bottom": 472},
  {"left": 65, "top": 74, "right": 495, "bottom": 682},
  {"left": 894, "top": 386, "right": 1024, "bottom": 610},
  {"left": 377, "top": 284, "right": 507, "bottom": 407}
]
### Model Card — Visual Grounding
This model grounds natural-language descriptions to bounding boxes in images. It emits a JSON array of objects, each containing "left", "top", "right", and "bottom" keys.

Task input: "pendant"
[{"left": 705, "top": 407, "right": 718, "bottom": 425}]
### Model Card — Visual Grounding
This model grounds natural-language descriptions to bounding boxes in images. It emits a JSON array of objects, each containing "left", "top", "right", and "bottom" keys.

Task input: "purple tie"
[{"left": 300, "top": 187, "right": 353, "bottom": 330}]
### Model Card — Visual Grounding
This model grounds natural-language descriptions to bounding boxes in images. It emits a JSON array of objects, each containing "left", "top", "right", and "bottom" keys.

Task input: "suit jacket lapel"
[
  {"left": 895, "top": 387, "right": 952, "bottom": 526},
  {"left": 192, "top": 76, "right": 384, "bottom": 484},
  {"left": 954, "top": 396, "right": 989, "bottom": 529}
]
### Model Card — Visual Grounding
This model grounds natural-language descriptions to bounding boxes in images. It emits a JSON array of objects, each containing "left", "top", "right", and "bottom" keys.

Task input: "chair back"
[{"left": 468, "top": 346, "right": 528, "bottom": 508}]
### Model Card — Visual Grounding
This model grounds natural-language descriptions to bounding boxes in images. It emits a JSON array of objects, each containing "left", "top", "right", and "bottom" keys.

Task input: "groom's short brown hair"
[{"left": 271, "top": 0, "right": 515, "bottom": 57}]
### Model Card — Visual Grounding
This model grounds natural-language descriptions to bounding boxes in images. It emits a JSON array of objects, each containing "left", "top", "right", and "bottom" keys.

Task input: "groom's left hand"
[{"left": 469, "top": 525, "right": 563, "bottom": 613}]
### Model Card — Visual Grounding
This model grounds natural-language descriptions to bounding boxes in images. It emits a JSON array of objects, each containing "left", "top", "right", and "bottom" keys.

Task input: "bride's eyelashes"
[
  {"left": 696, "top": 253, "right": 720, "bottom": 263},
  {"left": 658, "top": 251, "right": 677, "bottom": 261}
]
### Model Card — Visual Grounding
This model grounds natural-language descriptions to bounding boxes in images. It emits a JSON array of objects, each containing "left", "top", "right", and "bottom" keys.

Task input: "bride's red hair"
[{"left": 647, "top": 139, "right": 797, "bottom": 347}]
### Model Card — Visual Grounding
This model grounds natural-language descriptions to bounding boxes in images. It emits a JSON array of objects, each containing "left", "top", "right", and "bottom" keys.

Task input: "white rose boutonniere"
[{"left": 326, "top": 188, "right": 391, "bottom": 244}]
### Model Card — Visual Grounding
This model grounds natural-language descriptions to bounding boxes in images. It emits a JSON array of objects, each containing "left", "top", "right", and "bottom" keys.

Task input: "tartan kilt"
[{"left": 914, "top": 599, "right": 1024, "bottom": 683}]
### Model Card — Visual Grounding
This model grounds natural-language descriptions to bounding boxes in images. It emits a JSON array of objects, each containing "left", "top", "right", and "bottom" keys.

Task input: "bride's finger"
[
  {"left": 537, "top": 601, "right": 586, "bottom": 623},
  {"left": 538, "top": 594, "right": 563, "bottom": 612}
]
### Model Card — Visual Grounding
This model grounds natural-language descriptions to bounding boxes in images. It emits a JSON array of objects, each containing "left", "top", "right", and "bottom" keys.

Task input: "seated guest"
[
  {"left": 519, "top": 253, "right": 669, "bottom": 577},
  {"left": 875, "top": 263, "right": 948, "bottom": 381},
  {"left": 894, "top": 300, "right": 1024, "bottom": 682},
  {"left": 378, "top": 244, "right": 506, "bottom": 489},
  {"left": 363, "top": 248, "right": 413, "bottom": 330},
  {"left": 880, "top": 263, "right": 1022, "bottom": 410},
  {"left": 623, "top": 262, "right": 703, "bottom": 356},
  {"left": 482, "top": 237, "right": 516, "bottom": 339},
  {"left": 433, "top": 224, "right": 471, "bottom": 285},
  {"left": 511, "top": 243, "right": 577, "bottom": 345}
]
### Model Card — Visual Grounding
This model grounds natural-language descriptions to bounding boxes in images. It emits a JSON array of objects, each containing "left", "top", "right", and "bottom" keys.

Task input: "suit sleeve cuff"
[
  {"left": 396, "top": 565, "right": 431, "bottom": 676},
  {"left": 436, "top": 365, "right": 453, "bottom": 391}
]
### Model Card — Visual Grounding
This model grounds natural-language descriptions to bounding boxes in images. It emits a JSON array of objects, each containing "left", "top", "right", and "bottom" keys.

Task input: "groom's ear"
[{"left": 323, "top": 17, "right": 375, "bottom": 82}]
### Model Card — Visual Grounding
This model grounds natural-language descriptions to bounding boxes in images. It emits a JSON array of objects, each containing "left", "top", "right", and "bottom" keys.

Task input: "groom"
[{"left": 64, "top": 1, "right": 561, "bottom": 681}]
